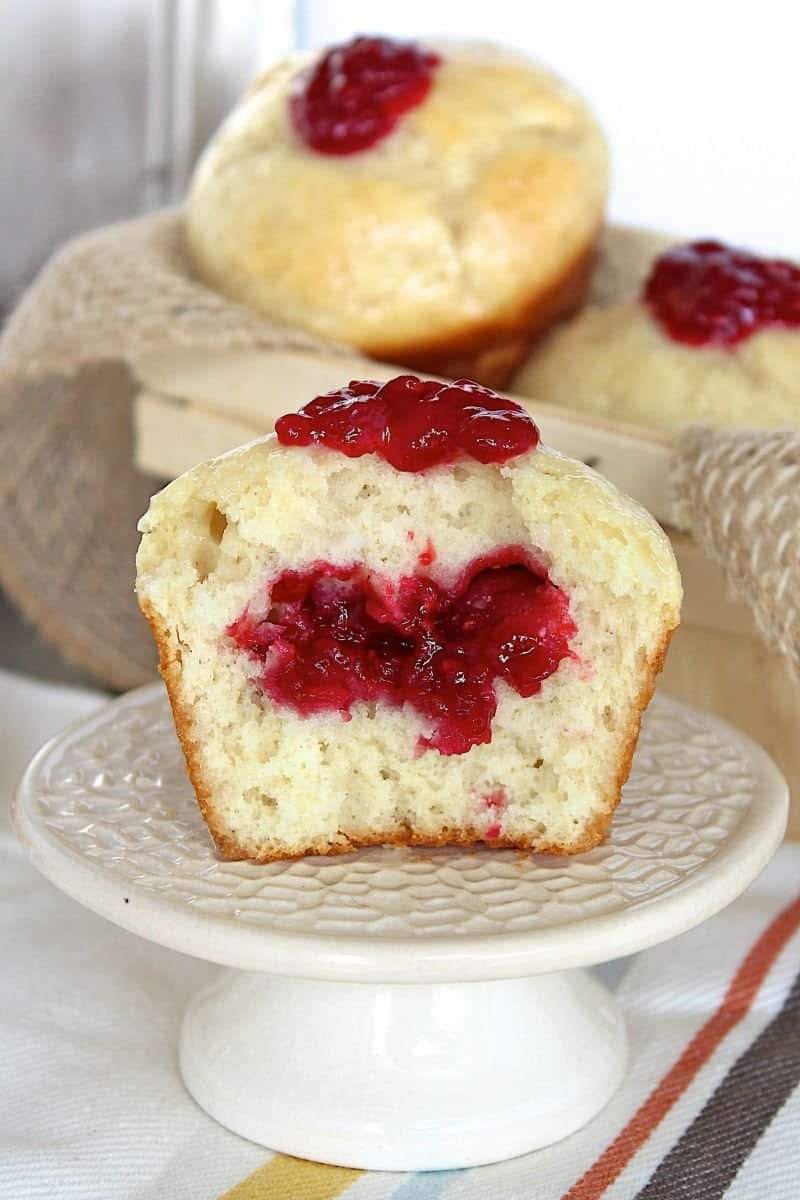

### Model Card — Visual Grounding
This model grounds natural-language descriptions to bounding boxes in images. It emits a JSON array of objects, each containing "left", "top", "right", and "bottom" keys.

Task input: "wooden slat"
[
  {"left": 134, "top": 391, "right": 260, "bottom": 479},
  {"left": 661, "top": 623, "right": 800, "bottom": 841},
  {"left": 133, "top": 347, "right": 678, "bottom": 527}
]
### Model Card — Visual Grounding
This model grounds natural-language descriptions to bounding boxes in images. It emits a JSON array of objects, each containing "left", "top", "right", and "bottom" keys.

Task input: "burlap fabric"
[
  {"left": 0, "top": 209, "right": 344, "bottom": 378},
  {"left": 0, "top": 209, "right": 351, "bottom": 689},
  {"left": 672, "top": 426, "right": 800, "bottom": 674},
  {"left": 0, "top": 210, "right": 796, "bottom": 689},
  {"left": 0, "top": 363, "right": 155, "bottom": 689}
]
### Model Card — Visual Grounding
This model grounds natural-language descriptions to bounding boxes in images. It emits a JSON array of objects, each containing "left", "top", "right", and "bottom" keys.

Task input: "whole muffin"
[
  {"left": 514, "top": 240, "right": 800, "bottom": 430},
  {"left": 187, "top": 35, "right": 608, "bottom": 387}
]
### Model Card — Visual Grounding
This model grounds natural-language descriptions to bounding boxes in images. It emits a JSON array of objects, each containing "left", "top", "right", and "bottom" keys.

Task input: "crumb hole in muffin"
[
  {"left": 173, "top": 629, "right": 188, "bottom": 667},
  {"left": 208, "top": 504, "right": 228, "bottom": 545},
  {"left": 241, "top": 787, "right": 277, "bottom": 812},
  {"left": 458, "top": 501, "right": 481, "bottom": 522},
  {"left": 194, "top": 504, "right": 228, "bottom": 580}
]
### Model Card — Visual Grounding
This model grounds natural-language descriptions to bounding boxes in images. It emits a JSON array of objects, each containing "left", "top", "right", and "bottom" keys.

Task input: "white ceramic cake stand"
[{"left": 14, "top": 684, "right": 787, "bottom": 1171}]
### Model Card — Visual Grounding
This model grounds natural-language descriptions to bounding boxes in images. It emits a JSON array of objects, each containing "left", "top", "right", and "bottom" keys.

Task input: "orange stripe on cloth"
[
  {"left": 563, "top": 893, "right": 800, "bottom": 1200},
  {"left": 219, "top": 1154, "right": 363, "bottom": 1200}
]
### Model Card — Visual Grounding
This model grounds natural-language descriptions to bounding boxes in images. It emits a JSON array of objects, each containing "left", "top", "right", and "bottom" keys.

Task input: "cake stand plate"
[{"left": 14, "top": 685, "right": 788, "bottom": 1171}]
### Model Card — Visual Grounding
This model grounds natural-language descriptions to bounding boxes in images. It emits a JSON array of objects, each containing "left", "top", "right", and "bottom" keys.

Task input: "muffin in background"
[
  {"left": 187, "top": 35, "right": 608, "bottom": 387},
  {"left": 514, "top": 240, "right": 800, "bottom": 431}
]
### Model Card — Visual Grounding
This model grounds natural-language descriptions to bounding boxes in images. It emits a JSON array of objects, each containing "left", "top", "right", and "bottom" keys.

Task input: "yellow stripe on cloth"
[{"left": 219, "top": 1154, "right": 364, "bottom": 1200}]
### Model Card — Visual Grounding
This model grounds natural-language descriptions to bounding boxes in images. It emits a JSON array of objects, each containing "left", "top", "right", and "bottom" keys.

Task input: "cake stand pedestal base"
[{"left": 179, "top": 968, "right": 627, "bottom": 1170}]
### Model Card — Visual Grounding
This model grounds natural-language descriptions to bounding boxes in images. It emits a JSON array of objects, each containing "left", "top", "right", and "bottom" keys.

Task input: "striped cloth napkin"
[{"left": 1, "top": 668, "right": 798, "bottom": 1200}]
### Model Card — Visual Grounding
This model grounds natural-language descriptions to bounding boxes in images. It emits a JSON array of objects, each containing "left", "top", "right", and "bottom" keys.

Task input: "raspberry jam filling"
[
  {"left": 275, "top": 375, "right": 539, "bottom": 472},
  {"left": 644, "top": 240, "right": 800, "bottom": 347},
  {"left": 290, "top": 35, "right": 440, "bottom": 155},
  {"left": 228, "top": 547, "right": 575, "bottom": 755}
]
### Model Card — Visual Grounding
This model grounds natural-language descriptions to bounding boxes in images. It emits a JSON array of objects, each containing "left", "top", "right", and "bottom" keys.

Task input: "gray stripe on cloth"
[{"left": 633, "top": 967, "right": 800, "bottom": 1200}]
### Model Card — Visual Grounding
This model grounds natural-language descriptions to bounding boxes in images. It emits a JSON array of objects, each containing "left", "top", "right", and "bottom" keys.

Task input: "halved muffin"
[{"left": 136, "top": 376, "right": 680, "bottom": 861}]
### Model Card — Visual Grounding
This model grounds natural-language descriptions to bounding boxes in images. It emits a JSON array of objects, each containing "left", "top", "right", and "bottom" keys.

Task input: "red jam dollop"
[
  {"left": 275, "top": 376, "right": 539, "bottom": 472},
  {"left": 290, "top": 35, "right": 440, "bottom": 155},
  {"left": 228, "top": 548, "right": 575, "bottom": 755},
  {"left": 644, "top": 240, "right": 800, "bottom": 347}
]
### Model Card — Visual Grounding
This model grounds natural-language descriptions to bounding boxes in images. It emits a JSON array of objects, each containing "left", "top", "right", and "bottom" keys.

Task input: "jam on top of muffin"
[
  {"left": 644, "top": 240, "right": 800, "bottom": 348},
  {"left": 275, "top": 375, "right": 539, "bottom": 471},
  {"left": 290, "top": 35, "right": 441, "bottom": 155}
]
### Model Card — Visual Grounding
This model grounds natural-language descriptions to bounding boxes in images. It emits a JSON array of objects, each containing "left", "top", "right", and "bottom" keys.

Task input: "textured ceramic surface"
[
  {"left": 13, "top": 684, "right": 788, "bottom": 1167},
  {"left": 14, "top": 684, "right": 787, "bottom": 982}
]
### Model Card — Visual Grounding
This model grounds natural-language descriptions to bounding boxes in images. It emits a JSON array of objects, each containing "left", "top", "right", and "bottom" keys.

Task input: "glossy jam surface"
[
  {"left": 275, "top": 376, "right": 540, "bottom": 472},
  {"left": 644, "top": 240, "right": 800, "bottom": 347},
  {"left": 290, "top": 35, "right": 440, "bottom": 155},
  {"left": 228, "top": 548, "right": 575, "bottom": 755}
]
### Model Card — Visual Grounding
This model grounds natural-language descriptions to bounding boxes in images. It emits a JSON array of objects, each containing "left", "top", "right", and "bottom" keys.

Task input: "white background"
[
  {"left": 2, "top": 0, "right": 798, "bottom": 304},
  {"left": 300, "top": 0, "right": 800, "bottom": 254}
]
